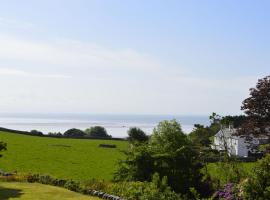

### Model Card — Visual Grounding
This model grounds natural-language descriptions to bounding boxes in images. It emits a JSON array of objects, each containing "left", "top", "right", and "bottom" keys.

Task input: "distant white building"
[{"left": 212, "top": 127, "right": 269, "bottom": 157}]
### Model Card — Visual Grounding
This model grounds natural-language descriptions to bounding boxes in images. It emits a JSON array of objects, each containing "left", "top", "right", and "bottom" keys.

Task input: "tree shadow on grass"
[{"left": 0, "top": 186, "right": 23, "bottom": 200}]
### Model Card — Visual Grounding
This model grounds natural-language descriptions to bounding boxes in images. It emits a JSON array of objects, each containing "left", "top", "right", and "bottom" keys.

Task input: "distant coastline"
[{"left": 0, "top": 114, "right": 209, "bottom": 138}]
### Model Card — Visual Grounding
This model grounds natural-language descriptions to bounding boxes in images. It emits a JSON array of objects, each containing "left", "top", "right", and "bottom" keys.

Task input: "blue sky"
[{"left": 0, "top": 0, "right": 269, "bottom": 115}]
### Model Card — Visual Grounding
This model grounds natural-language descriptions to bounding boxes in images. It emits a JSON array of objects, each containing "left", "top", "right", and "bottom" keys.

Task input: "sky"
[{"left": 0, "top": 0, "right": 269, "bottom": 115}]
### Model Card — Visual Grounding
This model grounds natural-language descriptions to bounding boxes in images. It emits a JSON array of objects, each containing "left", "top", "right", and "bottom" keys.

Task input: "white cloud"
[
  {"left": 0, "top": 34, "right": 160, "bottom": 70},
  {"left": 0, "top": 68, "right": 71, "bottom": 79}
]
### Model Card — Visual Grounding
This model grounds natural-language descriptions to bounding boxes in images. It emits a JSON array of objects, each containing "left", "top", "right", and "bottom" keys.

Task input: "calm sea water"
[{"left": 0, "top": 114, "right": 209, "bottom": 138}]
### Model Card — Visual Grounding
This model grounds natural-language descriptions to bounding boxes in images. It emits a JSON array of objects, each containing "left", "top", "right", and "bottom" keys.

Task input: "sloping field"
[
  {"left": 0, "top": 182, "right": 99, "bottom": 200},
  {"left": 0, "top": 132, "right": 127, "bottom": 180}
]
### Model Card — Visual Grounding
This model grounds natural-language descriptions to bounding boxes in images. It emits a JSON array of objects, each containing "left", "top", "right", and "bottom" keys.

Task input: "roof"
[{"left": 215, "top": 128, "right": 237, "bottom": 139}]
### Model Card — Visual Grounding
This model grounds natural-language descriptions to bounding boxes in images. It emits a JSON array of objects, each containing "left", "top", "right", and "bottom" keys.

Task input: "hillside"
[{"left": 0, "top": 131, "right": 127, "bottom": 180}]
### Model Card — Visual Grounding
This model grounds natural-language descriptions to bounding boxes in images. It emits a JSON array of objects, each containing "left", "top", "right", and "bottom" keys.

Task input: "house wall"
[
  {"left": 212, "top": 128, "right": 266, "bottom": 157},
  {"left": 237, "top": 137, "right": 249, "bottom": 157}
]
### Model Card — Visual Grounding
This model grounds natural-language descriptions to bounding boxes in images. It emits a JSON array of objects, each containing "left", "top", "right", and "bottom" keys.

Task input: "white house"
[{"left": 211, "top": 127, "right": 268, "bottom": 157}]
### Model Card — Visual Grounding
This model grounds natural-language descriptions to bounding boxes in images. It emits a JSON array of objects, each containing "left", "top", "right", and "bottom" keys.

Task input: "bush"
[
  {"left": 48, "top": 132, "right": 63, "bottom": 137},
  {"left": 127, "top": 127, "right": 148, "bottom": 143},
  {"left": 210, "top": 161, "right": 248, "bottom": 185},
  {"left": 30, "top": 130, "right": 43, "bottom": 136},
  {"left": 85, "top": 126, "right": 111, "bottom": 138},
  {"left": 64, "top": 180, "right": 82, "bottom": 192},
  {"left": 241, "top": 154, "right": 270, "bottom": 199},
  {"left": 115, "top": 120, "right": 204, "bottom": 196},
  {"left": 63, "top": 128, "right": 86, "bottom": 137},
  {"left": 214, "top": 183, "right": 239, "bottom": 200},
  {"left": 111, "top": 173, "right": 182, "bottom": 200},
  {"left": 26, "top": 173, "right": 40, "bottom": 183},
  {"left": 83, "top": 179, "right": 112, "bottom": 191}
]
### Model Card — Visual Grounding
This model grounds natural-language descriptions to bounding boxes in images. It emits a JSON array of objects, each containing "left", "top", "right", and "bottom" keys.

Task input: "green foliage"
[
  {"left": 64, "top": 128, "right": 86, "bottom": 137},
  {"left": 189, "top": 125, "right": 212, "bottom": 147},
  {"left": 220, "top": 115, "right": 247, "bottom": 128},
  {"left": 30, "top": 130, "right": 43, "bottom": 136},
  {"left": 241, "top": 154, "right": 270, "bottom": 199},
  {"left": 115, "top": 120, "right": 204, "bottom": 195},
  {"left": 208, "top": 161, "right": 248, "bottom": 187},
  {"left": 127, "top": 127, "right": 148, "bottom": 143},
  {"left": 111, "top": 173, "right": 182, "bottom": 200},
  {"left": 209, "top": 112, "right": 221, "bottom": 124},
  {"left": 64, "top": 180, "right": 81, "bottom": 192},
  {"left": 206, "top": 162, "right": 254, "bottom": 187},
  {"left": 150, "top": 120, "right": 188, "bottom": 152},
  {"left": 85, "top": 126, "right": 111, "bottom": 138},
  {"left": 0, "top": 131, "right": 127, "bottom": 180},
  {"left": 48, "top": 132, "right": 63, "bottom": 137}
]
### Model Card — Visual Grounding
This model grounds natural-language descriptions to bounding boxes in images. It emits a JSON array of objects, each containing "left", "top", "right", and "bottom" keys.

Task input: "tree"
[
  {"left": 85, "top": 126, "right": 111, "bottom": 138},
  {"left": 115, "top": 120, "right": 205, "bottom": 196},
  {"left": 220, "top": 115, "right": 247, "bottom": 128},
  {"left": 30, "top": 130, "right": 43, "bottom": 136},
  {"left": 63, "top": 128, "right": 86, "bottom": 137},
  {"left": 241, "top": 75, "right": 270, "bottom": 136},
  {"left": 209, "top": 112, "right": 221, "bottom": 124},
  {"left": 127, "top": 127, "right": 148, "bottom": 143},
  {"left": 189, "top": 125, "right": 212, "bottom": 147}
]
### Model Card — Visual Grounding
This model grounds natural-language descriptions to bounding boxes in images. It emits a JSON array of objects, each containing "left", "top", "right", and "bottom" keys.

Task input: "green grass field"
[
  {"left": 0, "top": 131, "right": 127, "bottom": 181},
  {"left": 0, "top": 182, "right": 99, "bottom": 200}
]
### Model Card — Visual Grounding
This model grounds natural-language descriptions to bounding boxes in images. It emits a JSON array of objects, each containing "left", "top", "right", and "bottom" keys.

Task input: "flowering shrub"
[{"left": 216, "top": 183, "right": 238, "bottom": 200}]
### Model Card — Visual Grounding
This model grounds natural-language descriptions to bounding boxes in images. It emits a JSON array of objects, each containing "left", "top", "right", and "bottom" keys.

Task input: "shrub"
[
  {"left": 83, "top": 179, "right": 112, "bottom": 191},
  {"left": 115, "top": 120, "right": 204, "bottom": 196},
  {"left": 110, "top": 173, "right": 182, "bottom": 200},
  {"left": 85, "top": 126, "right": 111, "bottom": 138},
  {"left": 64, "top": 128, "right": 86, "bottom": 137},
  {"left": 241, "top": 154, "right": 270, "bottom": 199},
  {"left": 30, "top": 130, "right": 43, "bottom": 136},
  {"left": 38, "top": 175, "right": 54, "bottom": 185},
  {"left": 127, "top": 127, "right": 148, "bottom": 143},
  {"left": 26, "top": 173, "right": 40, "bottom": 183},
  {"left": 215, "top": 183, "right": 238, "bottom": 200},
  {"left": 48, "top": 132, "right": 63, "bottom": 137},
  {"left": 64, "top": 180, "right": 82, "bottom": 192}
]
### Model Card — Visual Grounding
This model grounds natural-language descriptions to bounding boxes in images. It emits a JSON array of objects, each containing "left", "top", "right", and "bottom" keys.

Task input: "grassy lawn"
[
  {"left": 0, "top": 132, "right": 128, "bottom": 181},
  {"left": 0, "top": 182, "right": 99, "bottom": 200}
]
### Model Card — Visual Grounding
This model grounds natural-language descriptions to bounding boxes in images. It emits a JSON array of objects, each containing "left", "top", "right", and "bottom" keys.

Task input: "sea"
[{"left": 0, "top": 114, "right": 209, "bottom": 138}]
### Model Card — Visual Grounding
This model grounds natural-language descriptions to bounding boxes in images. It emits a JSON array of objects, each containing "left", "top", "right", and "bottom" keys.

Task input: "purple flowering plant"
[{"left": 217, "top": 183, "right": 236, "bottom": 200}]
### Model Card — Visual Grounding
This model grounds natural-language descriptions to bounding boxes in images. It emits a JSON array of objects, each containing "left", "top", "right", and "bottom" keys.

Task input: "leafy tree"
[
  {"left": 220, "top": 115, "right": 247, "bottom": 128},
  {"left": 115, "top": 120, "right": 205, "bottom": 196},
  {"left": 30, "top": 130, "right": 43, "bottom": 136},
  {"left": 241, "top": 75, "right": 270, "bottom": 136},
  {"left": 209, "top": 112, "right": 221, "bottom": 124},
  {"left": 189, "top": 125, "right": 212, "bottom": 147},
  {"left": 127, "top": 127, "right": 148, "bottom": 143},
  {"left": 85, "top": 126, "right": 111, "bottom": 138},
  {"left": 63, "top": 128, "right": 86, "bottom": 137},
  {"left": 48, "top": 132, "right": 62, "bottom": 137}
]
